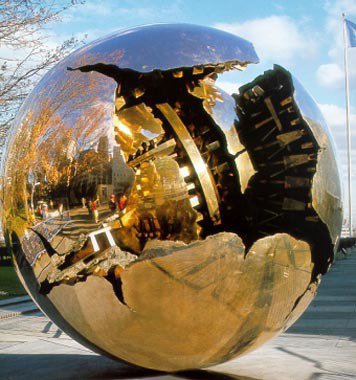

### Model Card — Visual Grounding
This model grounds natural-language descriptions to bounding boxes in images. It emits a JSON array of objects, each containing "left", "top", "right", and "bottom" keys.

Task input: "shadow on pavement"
[
  {"left": 0, "top": 354, "right": 260, "bottom": 380},
  {"left": 177, "top": 369, "right": 260, "bottom": 380},
  {"left": 276, "top": 346, "right": 355, "bottom": 379}
]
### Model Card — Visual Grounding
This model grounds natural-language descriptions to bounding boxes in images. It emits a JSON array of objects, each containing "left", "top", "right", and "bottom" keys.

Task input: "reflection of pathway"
[
  {"left": 31, "top": 206, "right": 114, "bottom": 257},
  {"left": 60, "top": 205, "right": 113, "bottom": 239},
  {"left": 1, "top": 251, "right": 355, "bottom": 379}
]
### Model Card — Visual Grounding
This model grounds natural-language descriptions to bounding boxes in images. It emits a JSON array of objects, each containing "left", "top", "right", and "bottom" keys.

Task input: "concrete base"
[{"left": 1, "top": 250, "right": 356, "bottom": 380}]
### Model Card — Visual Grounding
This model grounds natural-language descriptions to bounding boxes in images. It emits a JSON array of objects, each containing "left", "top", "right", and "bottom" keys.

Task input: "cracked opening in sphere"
[{"left": 12, "top": 61, "right": 336, "bottom": 300}]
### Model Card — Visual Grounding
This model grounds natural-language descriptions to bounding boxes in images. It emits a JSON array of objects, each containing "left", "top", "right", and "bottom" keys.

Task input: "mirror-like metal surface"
[
  {"left": 292, "top": 76, "right": 343, "bottom": 245},
  {"left": 1, "top": 24, "right": 342, "bottom": 372},
  {"left": 67, "top": 23, "right": 259, "bottom": 73}
]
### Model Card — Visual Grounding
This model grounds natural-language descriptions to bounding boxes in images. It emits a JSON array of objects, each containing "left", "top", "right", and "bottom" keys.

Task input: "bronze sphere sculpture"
[{"left": 1, "top": 24, "right": 342, "bottom": 371}]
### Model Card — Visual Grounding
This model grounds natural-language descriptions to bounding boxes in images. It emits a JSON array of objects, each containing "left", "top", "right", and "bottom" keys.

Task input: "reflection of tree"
[
  {"left": 37, "top": 105, "right": 111, "bottom": 201},
  {"left": 3, "top": 52, "right": 116, "bottom": 233},
  {"left": 71, "top": 147, "right": 112, "bottom": 200}
]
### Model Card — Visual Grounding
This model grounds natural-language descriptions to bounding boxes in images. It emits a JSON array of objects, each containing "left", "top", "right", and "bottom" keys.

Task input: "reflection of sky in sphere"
[
  {"left": 293, "top": 74, "right": 343, "bottom": 184},
  {"left": 65, "top": 23, "right": 259, "bottom": 72}
]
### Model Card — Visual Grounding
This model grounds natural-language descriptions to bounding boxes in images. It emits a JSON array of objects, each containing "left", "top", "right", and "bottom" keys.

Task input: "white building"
[{"left": 112, "top": 146, "right": 134, "bottom": 195}]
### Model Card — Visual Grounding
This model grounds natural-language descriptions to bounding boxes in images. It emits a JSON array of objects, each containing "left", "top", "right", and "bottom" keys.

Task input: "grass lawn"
[{"left": 0, "top": 266, "right": 26, "bottom": 300}]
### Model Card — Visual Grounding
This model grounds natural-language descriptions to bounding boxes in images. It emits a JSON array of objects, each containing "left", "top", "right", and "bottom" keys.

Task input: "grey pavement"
[
  {"left": 0, "top": 250, "right": 356, "bottom": 380},
  {"left": 0, "top": 296, "right": 37, "bottom": 320},
  {"left": 0, "top": 295, "right": 30, "bottom": 307}
]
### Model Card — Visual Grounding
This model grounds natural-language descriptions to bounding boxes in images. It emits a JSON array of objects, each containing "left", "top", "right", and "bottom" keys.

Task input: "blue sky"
[{"left": 42, "top": 0, "right": 356, "bottom": 224}]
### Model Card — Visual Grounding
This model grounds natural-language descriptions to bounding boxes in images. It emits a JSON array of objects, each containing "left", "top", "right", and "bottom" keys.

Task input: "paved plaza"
[{"left": 0, "top": 250, "right": 355, "bottom": 380}]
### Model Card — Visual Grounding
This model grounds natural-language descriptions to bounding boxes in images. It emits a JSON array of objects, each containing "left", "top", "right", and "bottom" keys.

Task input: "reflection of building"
[
  {"left": 71, "top": 138, "right": 112, "bottom": 202},
  {"left": 69, "top": 141, "right": 133, "bottom": 202},
  {"left": 112, "top": 146, "right": 134, "bottom": 195},
  {"left": 98, "top": 136, "right": 109, "bottom": 162},
  {"left": 135, "top": 157, "right": 188, "bottom": 210},
  {"left": 97, "top": 184, "right": 113, "bottom": 201}
]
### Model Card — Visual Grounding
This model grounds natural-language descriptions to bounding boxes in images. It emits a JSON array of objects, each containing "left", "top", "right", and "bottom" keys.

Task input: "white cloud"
[
  {"left": 319, "top": 103, "right": 356, "bottom": 134},
  {"left": 80, "top": 2, "right": 113, "bottom": 16},
  {"left": 318, "top": 100, "right": 356, "bottom": 221},
  {"left": 316, "top": 0, "right": 356, "bottom": 89},
  {"left": 324, "top": 0, "right": 356, "bottom": 33},
  {"left": 67, "top": 0, "right": 184, "bottom": 26},
  {"left": 318, "top": 103, "right": 356, "bottom": 168},
  {"left": 216, "top": 80, "right": 241, "bottom": 95},
  {"left": 318, "top": 49, "right": 356, "bottom": 89},
  {"left": 215, "top": 15, "right": 316, "bottom": 64},
  {"left": 316, "top": 63, "right": 345, "bottom": 89}
]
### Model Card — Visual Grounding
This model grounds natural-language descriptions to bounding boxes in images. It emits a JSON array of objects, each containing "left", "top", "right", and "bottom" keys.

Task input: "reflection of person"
[
  {"left": 118, "top": 194, "right": 127, "bottom": 211},
  {"left": 36, "top": 203, "right": 42, "bottom": 217},
  {"left": 91, "top": 199, "right": 99, "bottom": 223},
  {"left": 58, "top": 202, "right": 63, "bottom": 218},
  {"left": 41, "top": 203, "right": 48, "bottom": 220},
  {"left": 109, "top": 194, "right": 116, "bottom": 212},
  {"left": 86, "top": 198, "right": 91, "bottom": 216}
]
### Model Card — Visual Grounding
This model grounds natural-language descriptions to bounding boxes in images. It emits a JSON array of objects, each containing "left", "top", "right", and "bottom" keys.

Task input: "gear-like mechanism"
[
  {"left": 109, "top": 64, "right": 332, "bottom": 279},
  {"left": 23, "top": 62, "right": 335, "bottom": 293}
]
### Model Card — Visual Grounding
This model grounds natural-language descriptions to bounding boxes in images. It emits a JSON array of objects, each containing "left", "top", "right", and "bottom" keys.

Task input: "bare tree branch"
[{"left": 0, "top": 0, "right": 85, "bottom": 150}]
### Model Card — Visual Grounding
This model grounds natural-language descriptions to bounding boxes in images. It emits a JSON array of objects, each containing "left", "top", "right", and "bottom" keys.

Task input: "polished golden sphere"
[{"left": 2, "top": 24, "right": 342, "bottom": 371}]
